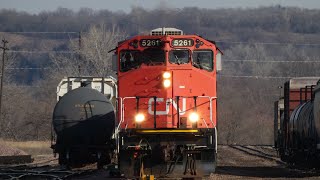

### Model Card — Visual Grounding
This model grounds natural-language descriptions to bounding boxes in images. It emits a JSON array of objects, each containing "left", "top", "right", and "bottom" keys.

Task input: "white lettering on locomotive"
[{"left": 148, "top": 98, "right": 186, "bottom": 115}]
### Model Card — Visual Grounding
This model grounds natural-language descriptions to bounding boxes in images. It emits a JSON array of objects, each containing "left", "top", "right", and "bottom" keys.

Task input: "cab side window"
[
  {"left": 120, "top": 50, "right": 140, "bottom": 72},
  {"left": 192, "top": 50, "right": 213, "bottom": 71}
]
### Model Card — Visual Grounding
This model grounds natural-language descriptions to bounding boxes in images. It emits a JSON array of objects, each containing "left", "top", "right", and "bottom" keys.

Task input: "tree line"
[{"left": 0, "top": 6, "right": 319, "bottom": 144}]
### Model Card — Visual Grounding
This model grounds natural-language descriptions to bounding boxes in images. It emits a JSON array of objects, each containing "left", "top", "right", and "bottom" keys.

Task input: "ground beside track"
[
  {"left": 1, "top": 146, "right": 320, "bottom": 179},
  {"left": 211, "top": 145, "right": 320, "bottom": 180}
]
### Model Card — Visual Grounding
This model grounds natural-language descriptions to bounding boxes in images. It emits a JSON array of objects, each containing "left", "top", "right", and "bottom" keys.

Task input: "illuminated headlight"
[
  {"left": 189, "top": 112, "right": 199, "bottom": 123},
  {"left": 163, "top": 72, "right": 171, "bottom": 79},
  {"left": 163, "top": 79, "right": 171, "bottom": 88},
  {"left": 135, "top": 113, "right": 145, "bottom": 123}
]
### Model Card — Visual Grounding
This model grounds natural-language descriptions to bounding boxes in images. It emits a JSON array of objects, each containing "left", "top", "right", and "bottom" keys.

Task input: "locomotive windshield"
[
  {"left": 120, "top": 48, "right": 165, "bottom": 72},
  {"left": 169, "top": 50, "right": 189, "bottom": 64},
  {"left": 142, "top": 48, "right": 165, "bottom": 64},
  {"left": 192, "top": 50, "right": 213, "bottom": 71}
]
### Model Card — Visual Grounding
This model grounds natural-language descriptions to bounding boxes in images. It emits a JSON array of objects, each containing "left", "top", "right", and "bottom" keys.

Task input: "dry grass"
[{"left": 0, "top": 139, "right": 52, "bottom": 155}]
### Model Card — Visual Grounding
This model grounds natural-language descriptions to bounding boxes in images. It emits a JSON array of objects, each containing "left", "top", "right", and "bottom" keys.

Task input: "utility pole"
[
  {"left": 0, "top": 39, "right": 8, "bottom": 132},
  {"left": 278, "top": 86, "right": 283, "bottom": 98},
  {"left": 78, "top": 31, "right": 82, "bottom": 74}
]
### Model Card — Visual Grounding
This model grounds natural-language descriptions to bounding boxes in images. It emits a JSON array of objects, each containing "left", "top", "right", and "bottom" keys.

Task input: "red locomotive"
[{"left": 113, "top": 28, "right": 222, "bottom": 177}]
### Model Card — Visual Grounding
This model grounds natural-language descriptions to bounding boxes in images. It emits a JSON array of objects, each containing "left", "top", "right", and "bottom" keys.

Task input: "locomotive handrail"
[
  {"left": 185, "top": 95, "right": 217, "bottom": 151},
  {"left": 174, "top": 96, "right": 217, "bottom": 128},
  {"left": 117, "top": 95, "right": 219, "bottom": 156},
  {"left": 209, "top": 96, "right": 217, "bottom": 127},
  {"left": 120, "top": 96, "right": 159, "bottom": 129},
  {"left": 115, "top": 97, "right": 123, "bottom": 154},
  {"left": 202, "top": 118, "right": 209, "bottom": 128},
  {"left": 118, "top": 96, "right": 217, "bottom": 130},
  {"left": 122, "top": 97, "right": 137, "bottom": 131},
  {"left": 115, "top": 97, "right": 123, "bottom": 134}
]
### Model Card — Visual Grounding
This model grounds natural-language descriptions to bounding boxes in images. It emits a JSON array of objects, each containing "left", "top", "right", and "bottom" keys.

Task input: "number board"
[
  {"left": 172, "top": 39, "right": 194, "bottom": 47},
  {"left": 140, "top": 39, "right": 162, "bottom": 47}
]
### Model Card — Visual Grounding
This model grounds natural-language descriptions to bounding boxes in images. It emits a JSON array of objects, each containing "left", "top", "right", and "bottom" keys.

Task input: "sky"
[{"left": 0, "top": 0, "right": 319, "bottom": 14}]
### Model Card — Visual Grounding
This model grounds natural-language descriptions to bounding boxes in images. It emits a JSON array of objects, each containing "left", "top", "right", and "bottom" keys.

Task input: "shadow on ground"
[{"left": 216, "top": 166, "right": 320, "bottom": 178}]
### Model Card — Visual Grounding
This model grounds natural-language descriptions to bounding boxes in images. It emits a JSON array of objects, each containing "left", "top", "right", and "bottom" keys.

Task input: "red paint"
[{"left": 116, "top": 35, "right": 219, "bottom": 130}]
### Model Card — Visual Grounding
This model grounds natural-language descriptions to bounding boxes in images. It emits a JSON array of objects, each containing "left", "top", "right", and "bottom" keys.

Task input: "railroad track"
[
  {"left": 0, "top": 157, "right": 98, "bottom": 180},
  {"left": 228, "top": 145, "right": 284, "bottom": 164},
  {"left": 0, "top": 165, "right": 97, "bottom": 179}
]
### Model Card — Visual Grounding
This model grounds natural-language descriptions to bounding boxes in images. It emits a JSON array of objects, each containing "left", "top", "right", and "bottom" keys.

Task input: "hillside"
[{"left": 0, "top": 6, "right": 319, "bottom": 144}]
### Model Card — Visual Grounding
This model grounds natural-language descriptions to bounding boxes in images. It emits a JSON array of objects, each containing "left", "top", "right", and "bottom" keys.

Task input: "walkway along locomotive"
[
  {"left": 113, "top": 28, "right": 222, "bottom": 177},
  {"left": 275, "top": 77, "right": 320, "bottom": 165}
]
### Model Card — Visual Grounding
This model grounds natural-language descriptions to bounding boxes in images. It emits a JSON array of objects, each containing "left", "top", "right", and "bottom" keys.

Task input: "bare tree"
[
  {"left": 13, "top": 24, "right": 127, "bottom": 140},
  {"left": 0, "top": 24, "right": 127, "bottom": 140},
  {"left": 0, "top": 51, "right": 18, "bottom": 138},
  {"left": 49, "top": 23, "right": 127, "bottom": 80}
]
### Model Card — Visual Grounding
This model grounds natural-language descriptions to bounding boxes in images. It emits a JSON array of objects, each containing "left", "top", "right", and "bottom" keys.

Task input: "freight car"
[
  {"left": 275, "top": 77, "right": 320, "bottom": 165},
  {"left": 112, "top": 28, "right": 222, "bottom": 178},
  {"left": 51, "top": 77, "right": 117, "bottom": 168}
]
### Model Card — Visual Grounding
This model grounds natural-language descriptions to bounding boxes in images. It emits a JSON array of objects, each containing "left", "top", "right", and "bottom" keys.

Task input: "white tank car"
[
  {"left": 52, "top": 76, "right": 118, "bottom": 168},
  {"left": 56, "top": 76, "right": 117, "bottom": 102}
]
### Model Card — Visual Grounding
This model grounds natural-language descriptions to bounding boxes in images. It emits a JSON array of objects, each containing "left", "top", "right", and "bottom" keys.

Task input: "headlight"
[
  {"left": 163, "top": 79, "right": 171, "bottom": 88},
  {"left": 163, "top": 72, "right": 171, "bottom": 79},
  {"left": 135, "top": 113, "right": 145, "bottom": 123},
  {"left": 189, "top": 112, "right": 199, "bottom": 123}
]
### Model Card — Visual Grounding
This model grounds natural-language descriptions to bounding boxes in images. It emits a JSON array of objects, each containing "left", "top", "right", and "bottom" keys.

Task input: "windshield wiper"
[{"left": 175, "top": 55, "right": 182, "bottom": 65}]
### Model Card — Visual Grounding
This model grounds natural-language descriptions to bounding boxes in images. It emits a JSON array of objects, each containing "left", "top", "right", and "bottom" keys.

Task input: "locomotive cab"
[{"left": 114, "top": 28, "right": 221, "bottom": 178}]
